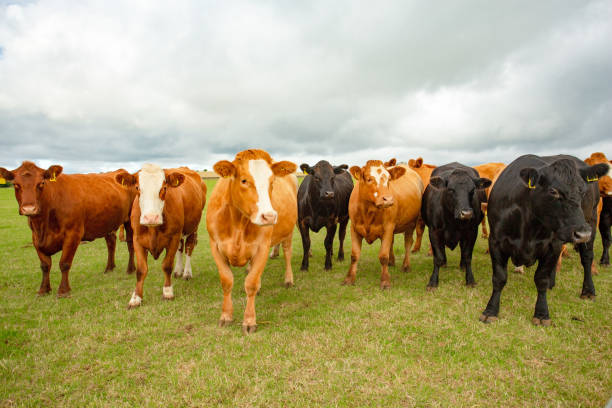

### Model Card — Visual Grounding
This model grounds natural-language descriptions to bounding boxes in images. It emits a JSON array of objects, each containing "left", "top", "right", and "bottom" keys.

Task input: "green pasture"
[{"left": 1, "top": 181, "right": 611, "bottom": 407}]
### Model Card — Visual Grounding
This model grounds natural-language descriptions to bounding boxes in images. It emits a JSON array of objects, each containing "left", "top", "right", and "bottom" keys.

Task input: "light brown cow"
[
  {"left": 344, "top": 159, "right": 423, "bottom": 289},
  {"left": 0, "top": 162, "right": 136, "bottom": 297},
  {"left": 207, "top": 149, "right": 297, "bottom": 334},
  {"left": 473, "top": 162, "right": 506, "bottom": 238},
  {"left": 407, "top": 157, "right": 437, "bottom": 254},
  {"left": 115, "top": 165, "right": 206, "bottom": 308}
]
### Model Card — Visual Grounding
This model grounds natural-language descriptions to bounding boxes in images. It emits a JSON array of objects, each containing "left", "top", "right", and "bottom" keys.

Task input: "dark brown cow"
[
  {"left": 0, "top": 162, "right": 136, "bottom": 297},
  {"left": 115, "top": 164, "right": 206, "bottom": 307}
]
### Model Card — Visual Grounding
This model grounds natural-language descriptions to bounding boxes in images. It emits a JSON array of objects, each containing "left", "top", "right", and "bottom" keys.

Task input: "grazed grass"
[{"left": 0, "top": 182, "right": 611, "bottom": 407}]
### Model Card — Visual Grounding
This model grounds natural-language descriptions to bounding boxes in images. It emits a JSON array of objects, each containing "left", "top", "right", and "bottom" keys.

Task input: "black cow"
[
  {"left": 421, "top": 162, "right": 491, "bottom": 290},
  {"left": 298, "top": 161, "right": 353, "bottom": 271},
  {"left": 600, "top": 196, "right": 612, "bottom": 266},
  {"left": 480, "top": 154, "right": 610, "bottom": 326}
]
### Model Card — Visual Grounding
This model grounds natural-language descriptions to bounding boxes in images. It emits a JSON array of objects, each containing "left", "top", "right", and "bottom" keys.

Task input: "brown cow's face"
[
  {"left": 0, "top": 162, "right": 62, "bottom": 216},
  {"left": 585, "top": 153, "right": 612, "bottom": 196},
  {"left": 214, "top": 157, "right": 296, "bottom": 226},
  {"left": 350, "top": 160, "right": 405, "bottom": 209}
]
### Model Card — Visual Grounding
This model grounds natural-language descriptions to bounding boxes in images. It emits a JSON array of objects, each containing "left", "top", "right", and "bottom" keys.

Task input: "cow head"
[
  {"left": 429, "top": 169, "right": 491, "bottom": 220},
  {"left": 0, "top": 161, "right": 63, "bottom": 216},
  {"left": 520, "top": 158, "right": 611, "bottom": 243},
  {"left": 350, "top": 159, "right": 405, "bottom": 209},
  {"left": 214, "top": 149, "right": 296, "bottom": 226},
  {"left": 585, "top": 152, "right": 612, "bottom": 197},
  {"left": 300, "top": 160, "right": 348, "bottom": 202},
  {"left": 115, "top": 164, "right": 185, "bottom": 227}
]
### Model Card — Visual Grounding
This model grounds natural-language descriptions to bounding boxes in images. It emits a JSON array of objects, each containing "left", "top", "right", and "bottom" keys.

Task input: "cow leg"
[
  {"left": 182, "top": 233, "right": 197, "bottom": 280},
  {"left": 35, "top": 247, "right": 52, "bottom": 296},
  {"left": 343, "top": 224, "right": 362, "bottom": 286},
  {"left": 57, "top": 233, "right": 81, "bottom": 298},
  {"left": 388, "top": 235, "right": 395, "bottom": 267},
  {"left": 173, "top": 238, "right": 185, "bottom": 278},
  {"left": 161, "top": 238, "right": 180, "bottom": 301},
  {"left": 577, "top": 239, "right": 596, "bottom": 300},
  {"left": 124, "top": 221, "right": 136, "bottom": 274},
  {"left": 480, "top": 245, "right": 509, "bottom": 323},
  {"left": 269, "top": 244, "right": 280, "bottom": 259},
  {"left": 378, "top": 228, "right": 394, "bottom": 289},
  {"left": 337, "top": 217, "right": 348, "bottom": 261},
  {"left": 600, "top": 211, "right": 611, "bottom": 266},
  {"left": 532, "top": 251, "right": 558, "bottom": 326},
  {"left": 324, "top": 223, "right": 337, "bottom": 270},
  {"left": 118, "top": 224, "right": 126, "bottom": 242},
  {"left": 426, "top": 229, "right": 445, "bottom": 291},
  {"left": 481, "top": 217, "right": 489, "bottom": 239},
  {"left": 460, "top": 231, "right": 477, "bottom": 287},
  {"left": 243, "top": 246, "right": 270, "bottom": 334},
  {"left": 299, "top": 222, "right": 311, "bottom": 271},
  {"left": 402, "top": 224, "right": 415, "bottom": 272},
  {"left": 411, "top": 217, "right": 425, "bottom": 253},
  {"left": 104, "top": 232, "right": 117, "bottom": 273},
  {"left": 129, "top": 242, "right": 148, "bottom": 308},
  {"left": 282, "top": 236, "right": 293, "bottom": 287},
  {"left": 210, "top": 240, "right": 234, "bottom": 326}
]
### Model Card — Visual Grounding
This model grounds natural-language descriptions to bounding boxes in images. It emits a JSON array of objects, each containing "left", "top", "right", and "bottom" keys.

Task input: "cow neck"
[
  {"left": 227, "top": 198, "right": 258, "bottom": 243},
  {"left": 359, "top": 198, "right": 385, "bottom": 224},
  {"left": 27, "top": 183, "right": 60, "bottom": 247}
]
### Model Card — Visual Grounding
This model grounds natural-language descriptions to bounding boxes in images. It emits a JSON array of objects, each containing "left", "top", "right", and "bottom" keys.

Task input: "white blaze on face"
[
  {"left": 248, "top": 159, "right": 277, "bottom": 225},
  {"left": 138, "top": 163, "right": 166, "bottom": 225},
  {"left": 369, "top": 165, "right": 390, "bottom": 187}
]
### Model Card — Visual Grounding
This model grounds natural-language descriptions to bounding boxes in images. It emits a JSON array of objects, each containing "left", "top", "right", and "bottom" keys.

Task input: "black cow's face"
[
  {"left": 430, "top": 170, "right": 491, "bottom": 220},
  {"left": 520, "top": 159, "right": 610, "bottom": 243},
  {"left": 301, "top": 161, "right": 348, "bottom": 202}
]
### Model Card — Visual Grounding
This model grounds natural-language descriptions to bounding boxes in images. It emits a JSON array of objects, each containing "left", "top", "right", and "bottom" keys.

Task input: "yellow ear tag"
[
  {"left": 528, "top": 179, "right": 535, "bottom": 189},
  {"left": 587, "top": 176, "right": 599, "bottom": 183},
  {"left": 50, "top": 172, "right": 57, "bottom": 182},
  {"left": 121, "top": 179, "right": 125, "bottom": 187},
  {"left": 174, "top": 179, "right": 179, "bottom": 187}
]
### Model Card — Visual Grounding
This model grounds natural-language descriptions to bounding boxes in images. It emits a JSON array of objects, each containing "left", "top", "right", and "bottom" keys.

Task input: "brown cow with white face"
[
  {"left": 344, "top": 159, "right": 423, "bottom": 289},
  {"left": 207, "top": 149, "right": 297, "bottom": 334},
  {"left": 0, "top": 161, "right": 136, "bottom": 297},
  {"left": 115, "top": 164, "right": 206, "bottom": 308}
]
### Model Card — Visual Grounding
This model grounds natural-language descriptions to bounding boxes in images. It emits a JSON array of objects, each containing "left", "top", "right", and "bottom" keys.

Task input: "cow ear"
[
  {"left": 43, "top": 165, "right": 63, "bottom": 181},
  {"left": 415, "top": 157, "right": 423, "bottom": 168},
  {"left": 271, "top": 161, "right": 297, "bottom": 177},
  {"left": 300, "top": 163, "right": 314, "bottom": 175},
  {"left": 520, "top": 168, "right": 540, "bottom": 189},
  {"left": 580, "top": 163, "right": 611, "bottom": 183},
  {"left": 115, "top": 172, "right": 137, "bottom": 187},
  {"left": 214, "top": 160, "right": 236, "bottom": 178},
  {"left": 384, "top": 158, "right": 397, "bottom": 167},
  {"left": 350, "top": 166, "right": 362, "bottom": 180},
  {"left": 474, "top": 177, "right": 492, "bottom": 189},
  {"left": 389, "top": 166, "right": 406, "bottom": 180},
  {"left": 0, "top": 167, "right": 15, "bottom": 181},
  {"left": 429, "top": 176, "right": 447, "bottom": 189},
  {"left": 166, "top": 172, "right": 185, "bottom": 188},
  {"left": 333, "top": 164, "right": 348, "bottom": 174}
]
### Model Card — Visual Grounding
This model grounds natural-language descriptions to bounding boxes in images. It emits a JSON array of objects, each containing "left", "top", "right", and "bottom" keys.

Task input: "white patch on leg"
[
  {"left": 183, "top": 255, "right": 192, "bottom": 280},
  {"left": 173, "top": 251, "right": 184, "bottom": 277},
  {"left": 162, "top": 285, "right": 174, "bottom": 299},
  {"left": 128, "top": 292, "right": 142, "bottom": 307}
]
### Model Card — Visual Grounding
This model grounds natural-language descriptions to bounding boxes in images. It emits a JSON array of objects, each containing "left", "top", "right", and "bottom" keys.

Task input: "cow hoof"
[
  {"left": 57, "top": 291, "right": 71, "bottom": 298},
  {"left": 218, "top": 317, "right": 233, "bottom": 327},
  {"left": 337, "top": 255, "right": 345, "bottom": 262},
  {"left": 342, "top": 278, "right": 355, "bottom": 286},
  {"left": 37, "top": 289, "right": 51, "bottom": 296},
  {"left": 481, "top": 234, "right": 488, "bottom": 239},
  {"left": 284, "top": 281, "right": 293, "bottom": 288},
  {"left": 324, "top": 265, "right": 332, "bottom": 271},
  {"left": 466, "top": 282, "right": 477, "bottom": 288},
  {"left": 242, "top": 324, "right": 257, "bottom": 334},
  {"left": 479, "top": 314, "right": 498, "bottom": 323},
  {"left": 104, "top": 267, "right": 115, "bottom": 274},
  {"left": 173, "top": 272, "right": 182, "bottom": 278},
  {"left": 580, "top": 293, "right": 596, "bottom": 300},
  {"left": 532, "top": 317, "right": 552, "bottom": 326},
  {"left": 380, "top": 282, "right": 391, "bottom": 290},
  {"left": 401, "top": 266, "right": 410, "bottom": 273},
  {"left": 126, "top": 268, "right": 136, "bottom": 275},
  {"left": 514, "top": 266, "right": 525, "bottom": 274},
  {"left": 426, "top": 285, "right": 437, "bottom": 292}
]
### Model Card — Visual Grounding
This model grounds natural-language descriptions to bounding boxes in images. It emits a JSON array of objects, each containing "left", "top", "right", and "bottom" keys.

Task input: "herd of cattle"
[{"left": 1, "top": 150, "right": 611, "bottom": 333}]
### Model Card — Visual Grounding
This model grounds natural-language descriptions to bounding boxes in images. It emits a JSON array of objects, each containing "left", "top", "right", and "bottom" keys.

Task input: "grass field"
[{"left": 1, "top": 181, "right": 611, "bottom": 407}]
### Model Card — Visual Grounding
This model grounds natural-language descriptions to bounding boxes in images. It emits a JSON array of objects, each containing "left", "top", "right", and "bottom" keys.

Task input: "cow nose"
[
  {"left": 572, "top": 229, "right": 591, "bottom": 243},
  {"left": 141, "top": 214, "right": 162, "bottom": 226},
  {"left": 381, "top": 195, "right": 394, "bottom": 206},
  {"left": 21, "top": 205, "right": 37, "bottom": 216},
  {"left": 260, "top": 212, "right": 278, "bottom": 225},
  {"left": 322, "top": 191, "right": 335, "bottom": 199},
  {"left": 459, "top": 209, "right": 474, "bottom": 220}
]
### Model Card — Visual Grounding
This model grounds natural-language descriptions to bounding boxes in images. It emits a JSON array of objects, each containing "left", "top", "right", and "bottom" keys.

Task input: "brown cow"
[
  {"left": 344, "top": 159, "right": 423, "bottom": 289},
  {"left": 0, "top": 162, "right": 136, "bottom": 297},
  {"left": 115, "top": 164, "right": 206, "bottom": 308},
  {"left": 473, "top": 162, "right": 506, "bottom": 238},
  {"left": 207, "top": 149, "right": 297, "bottom": 334},
  {"left": 408, "top": 157, "right": 437, "bottom": 254}
]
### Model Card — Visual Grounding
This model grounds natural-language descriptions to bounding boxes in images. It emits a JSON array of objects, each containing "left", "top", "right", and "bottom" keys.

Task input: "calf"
[
  {"left": 343, "top": 160, "right": 423, "bottom": 289},
  {"left": 480, "top": 154, "right": 610, "bottom": 325},
  {"left": 407, "top": 157, "right": 437, "bottom": 254},
  {"left": 207, "top": 149, "right": 297, "bottom": 334},
  {"left": 0, "top": 162, "right": 136, "bottom": 297},
  {"left": 298, "top": 160, "right": 353, "bottom": 271},
  {"left": 115, "top": 165, "right": 206, "bottom": 308},
  {"left": 473, "top": 162, "right": 506, "bottom": 238},
  {"left": 421, "top": 163, "right": 491, "bottom": 290}
]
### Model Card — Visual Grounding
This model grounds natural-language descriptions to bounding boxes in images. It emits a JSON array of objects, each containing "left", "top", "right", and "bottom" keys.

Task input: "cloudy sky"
[{"left": 1, "top": 0, "right": 611, "bottom": 173}]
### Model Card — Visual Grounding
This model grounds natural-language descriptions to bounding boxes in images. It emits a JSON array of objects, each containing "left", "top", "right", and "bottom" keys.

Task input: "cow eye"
[
  {"left": 241, "top": 179, "right": 248, "bottom": 185},
  {"left": 549, "top": 188, "right": 560, "bottom": 199},
  {"left": 366, "top": 177, "right": 373, "bottom": 183}
]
